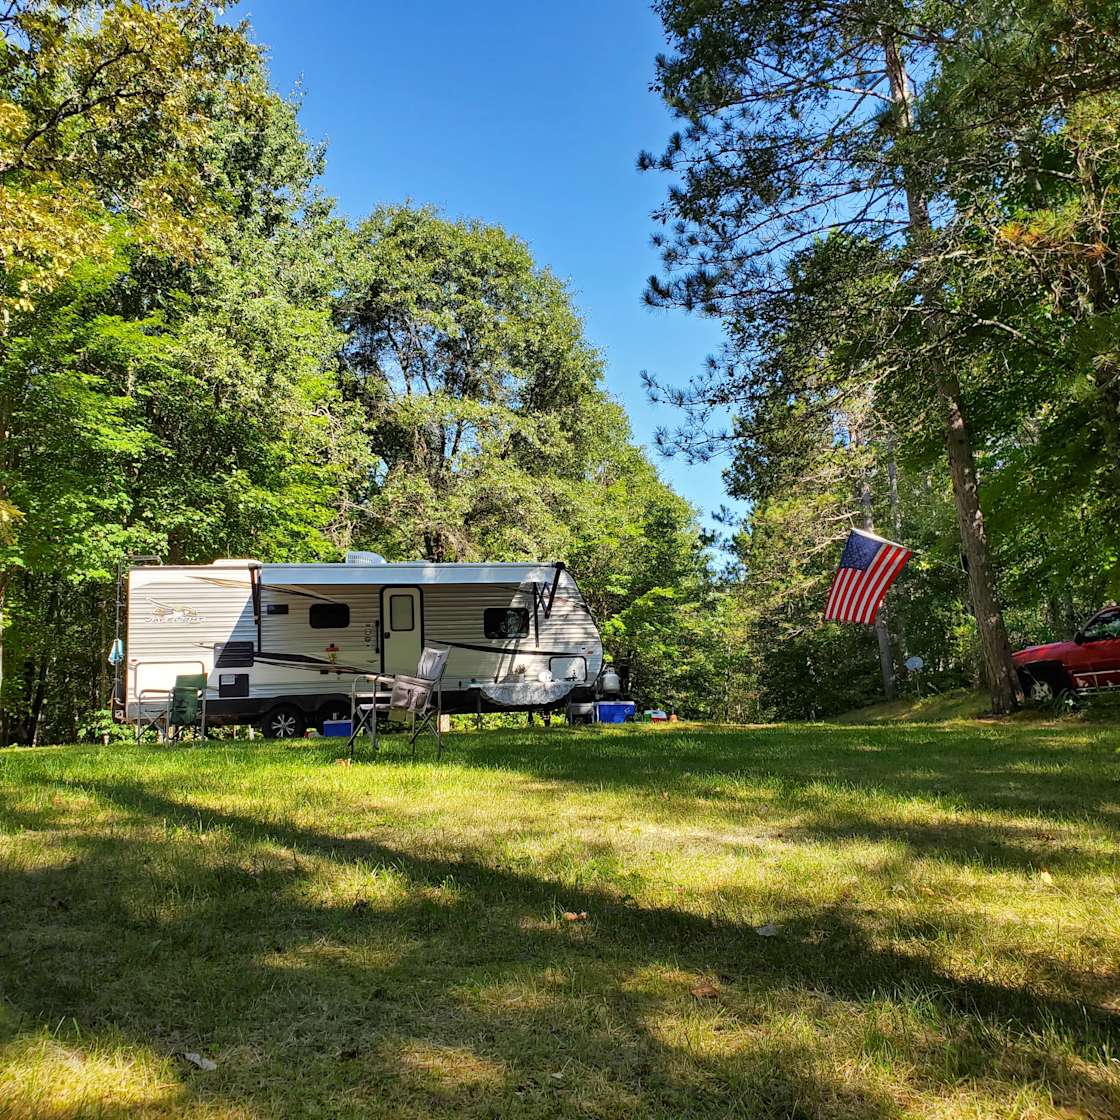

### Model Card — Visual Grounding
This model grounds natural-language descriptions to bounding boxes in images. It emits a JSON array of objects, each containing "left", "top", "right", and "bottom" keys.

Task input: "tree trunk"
[
  {"left": 855, "top": 424, "right": 895, "bottom": 699},
  {"left": 885, "top": 434, "right": 909, "bottom": 662},
  {"left": 939, "top": 366, "right": 1019, "bottom": 711},
  {"left": 26, "top": 655, "right": 48, "bottom": 747},
  {"left": 1046, "top": 588, "right": 1063, "bottom": 639},
  {"left": 872, "top": 609, "right": 896, "bottom": 699},
  {"left": 882, "top": 30, "right": 1019, "bottom": 713},
  {"left": 1062, "top": 586, "right": 1078, "bottom": 637}
]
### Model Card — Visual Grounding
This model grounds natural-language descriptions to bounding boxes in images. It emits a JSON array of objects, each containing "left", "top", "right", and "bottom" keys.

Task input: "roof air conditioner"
[{"left": 345, "top": 551, "right": 387, "bottom": 565}]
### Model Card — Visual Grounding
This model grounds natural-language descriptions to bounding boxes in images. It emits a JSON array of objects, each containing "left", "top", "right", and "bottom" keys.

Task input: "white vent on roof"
[{"left": 345, "top": 550, "right": 386, "bottom": 565}]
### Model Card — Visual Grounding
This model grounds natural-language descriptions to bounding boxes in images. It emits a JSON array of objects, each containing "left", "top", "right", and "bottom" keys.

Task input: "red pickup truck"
[{"left": 1014, "top": 605, "right": 1120, "bottom": 703}]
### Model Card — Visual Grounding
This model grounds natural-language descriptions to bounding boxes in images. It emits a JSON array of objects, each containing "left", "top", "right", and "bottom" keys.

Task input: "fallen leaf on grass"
[
  {"left": 754, "top": 922, "right": 781, "bottom": 937},
  {"left": 1040, "top": 869, "right": 1055, "bottom": 887},
  {"left": 177, "top": 1052, "right": 217, "bottom": 1072},
  {"left": 690, "top": 981, "right": 720, "bottom": 999},
  {"left": 562, "top": 911, "right": 588, "bottom": 922}
]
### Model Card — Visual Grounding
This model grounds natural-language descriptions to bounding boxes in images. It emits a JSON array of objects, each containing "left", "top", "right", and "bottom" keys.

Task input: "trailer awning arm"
[{"left": 249, "top": 563, "right": 262, "bottom": 652}]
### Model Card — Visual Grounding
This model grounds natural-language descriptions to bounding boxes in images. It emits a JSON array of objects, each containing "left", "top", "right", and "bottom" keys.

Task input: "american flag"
[{"left": 824, "top": 529, "right": 912, "bottom": 624}]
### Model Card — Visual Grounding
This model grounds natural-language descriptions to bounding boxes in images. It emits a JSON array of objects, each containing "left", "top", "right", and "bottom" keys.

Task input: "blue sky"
[{"left": 229, "top": 0, "right": 739, "bottom": 530}]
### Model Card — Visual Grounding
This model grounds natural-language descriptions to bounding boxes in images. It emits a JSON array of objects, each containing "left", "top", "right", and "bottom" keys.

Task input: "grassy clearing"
[
  {"left": 834, "top": 689, "right": 995, "bottom": 724},
  {"left": 1, "top": 721, "right": 1119, "bottom": 1119},
  {"left": 835, "top": 687, "right": 1120, "bottom": 725}
]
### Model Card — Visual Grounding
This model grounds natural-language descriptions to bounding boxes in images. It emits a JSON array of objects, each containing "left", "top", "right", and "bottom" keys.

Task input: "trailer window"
[
  {"left": 310, "top": 603, "right": 350, "bottom": 629},
  {"left": 484, "top": 607, "right": 529, "bottom": 639},
  {"left": 549, "top": 655, "right": 586, "bottom": 682},
  {"left": 389, "top": 594, "right": 415, "bottom": 631}
]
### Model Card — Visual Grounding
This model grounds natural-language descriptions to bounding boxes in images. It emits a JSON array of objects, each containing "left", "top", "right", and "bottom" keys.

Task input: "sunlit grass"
[{"left": 1, "top": 721, "right": 1118, "bottom": 1118}]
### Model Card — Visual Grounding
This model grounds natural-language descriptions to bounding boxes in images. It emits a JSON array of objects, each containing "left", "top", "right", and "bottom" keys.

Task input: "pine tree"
[{"left": 642, "top": 0, "right": 1022, "bottom": 711}]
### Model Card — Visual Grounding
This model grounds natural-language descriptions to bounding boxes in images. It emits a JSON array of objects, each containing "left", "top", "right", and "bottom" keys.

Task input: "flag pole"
[{"left": 859, "top": 468, "right": 896, "bottom": 699}]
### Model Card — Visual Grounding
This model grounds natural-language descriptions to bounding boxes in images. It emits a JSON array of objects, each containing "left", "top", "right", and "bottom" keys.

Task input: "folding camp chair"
[
  {"left": 346, "top": 646, "right": 449, "bottom": 760},
  {"left": 135, "top": 672, "right": 207, "bottom": 743},
  {"left": 170, "top": 672, "right": 207, "bottom": 741}
]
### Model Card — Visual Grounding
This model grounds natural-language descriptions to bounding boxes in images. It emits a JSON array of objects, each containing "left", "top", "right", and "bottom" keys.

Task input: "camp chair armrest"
[
  {"left": 392, "top": 673, "right": 433, "bottom": 690},
  {"left": 353, "top": 673, "right": 397, "bottom": 688}
]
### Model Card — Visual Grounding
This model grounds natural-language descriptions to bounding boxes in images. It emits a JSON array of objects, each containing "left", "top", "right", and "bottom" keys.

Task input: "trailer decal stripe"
[
  {"left": 201, "top": 642, "right": 586, "bottom": 675},
  {"left": 257, "top": 583, "right": 344, "bottom": 603}
]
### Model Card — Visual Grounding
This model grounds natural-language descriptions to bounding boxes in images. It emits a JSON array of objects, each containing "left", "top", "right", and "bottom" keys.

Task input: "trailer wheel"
[{"left": 261, "top": 705, "right": 305, "bottom": 739}]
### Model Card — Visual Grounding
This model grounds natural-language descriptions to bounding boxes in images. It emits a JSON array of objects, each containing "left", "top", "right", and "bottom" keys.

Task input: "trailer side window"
[
  {"left": 310, "top": 603, "right": 350, "bottom": 629},
  {"left": 484, "top": 607, "right": 529, "bottom": 639},
  {"left": 549, "top": 656, "right": 586, "bottom": 682}
]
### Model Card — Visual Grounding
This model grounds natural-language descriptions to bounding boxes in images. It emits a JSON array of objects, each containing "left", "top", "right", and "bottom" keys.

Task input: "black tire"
[
  {"left": 1018, "top": 663, "right": 1073, "bottom": 708},
  {"left": 261, "top": 705, "right": 306, "bottom": 739},
  {"left": 315, "top": 700, "right": 350, "bottom": 732},
  {"left": 1055, "top": 687, "right": 1080, "bottom": 713}
]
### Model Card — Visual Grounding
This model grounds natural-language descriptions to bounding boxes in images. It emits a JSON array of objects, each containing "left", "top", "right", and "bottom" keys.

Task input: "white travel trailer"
[{"left": 115, "top": 554, "right": 603, "bottom": 737}]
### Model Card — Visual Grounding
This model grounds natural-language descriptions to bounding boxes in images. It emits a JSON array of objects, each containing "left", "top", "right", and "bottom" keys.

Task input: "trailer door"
[{"left": 381, "top": 586, "right": 422, "bottom": 675}]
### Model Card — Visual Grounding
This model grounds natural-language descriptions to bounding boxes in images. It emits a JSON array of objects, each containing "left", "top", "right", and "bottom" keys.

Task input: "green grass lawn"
[{"left": 1, "top": 720, "right": 1118, "bottom": 1119}]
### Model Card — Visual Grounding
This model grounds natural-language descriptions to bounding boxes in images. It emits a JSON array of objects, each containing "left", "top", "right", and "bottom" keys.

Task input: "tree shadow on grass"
[
  {"left": 786, "top": 814, "right": 1114, "bottom": 874},
  {"left": 448, "top": 723, "right": 1120, "bottom": 825},
  {"left": 0, "top": 783, "right": 64, "bottom": 833},
  {"left": 2, "top": 774, "right": 1117, "bottom": 1117},
  {"left": 429, "top": 725, "right": 1120, "bottom": 878}
]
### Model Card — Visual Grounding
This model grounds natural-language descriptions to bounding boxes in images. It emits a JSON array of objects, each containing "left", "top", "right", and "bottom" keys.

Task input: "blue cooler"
[
  {"left": 595, "top": 701, "right": 636, "bottom": 723},
  {"left": 322, "top": 719, "right": 353, "bottom": 738}
]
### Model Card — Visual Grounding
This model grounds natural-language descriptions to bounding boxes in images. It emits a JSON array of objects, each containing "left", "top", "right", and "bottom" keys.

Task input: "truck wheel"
[
  {"left": 1054, "top": 687, "right": 1080, "bottom": 713},
  {"left": 1028, "top": 677, "right": 1055, "bottom": 704},
  {"left": 261, "top": 705, "right": 306, "bottom": 739},
  {"left": 1018, "top": 664, "right": 1071, "bottom": 708}
]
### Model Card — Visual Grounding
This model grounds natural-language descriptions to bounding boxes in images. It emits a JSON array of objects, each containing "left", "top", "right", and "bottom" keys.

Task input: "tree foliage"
[
  {"left": 0, "top": 3, "right": 719, "bottom": 742},
  {"left": 643, "top": 0, "right": 1120, "bottom": 717},
  {"left": 0, "top": 0, "right": 261, "bottom": 322},
  {"left": 335, "top": 206, "right": 609, "bottom": 562},
  {"left": 17, "top": 1, "right": 1120, "bottom": 738}
]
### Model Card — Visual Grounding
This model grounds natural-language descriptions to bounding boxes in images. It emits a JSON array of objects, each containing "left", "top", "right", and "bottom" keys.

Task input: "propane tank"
[{"left": 598, "top": 667, "right": 622, "bottom": 697}]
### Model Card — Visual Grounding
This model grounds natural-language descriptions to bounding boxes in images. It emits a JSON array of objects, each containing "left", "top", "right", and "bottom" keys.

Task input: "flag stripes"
[{"left": 824, "top": 530, "right": 912, "bottom": 625}]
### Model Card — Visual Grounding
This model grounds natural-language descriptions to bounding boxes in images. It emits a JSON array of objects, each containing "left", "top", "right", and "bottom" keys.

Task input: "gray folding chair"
[{"left": 347, "top": 645, "right": 449, "bottom": 760}]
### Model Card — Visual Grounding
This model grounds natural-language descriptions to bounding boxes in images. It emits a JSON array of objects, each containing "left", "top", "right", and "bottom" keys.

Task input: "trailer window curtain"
[{"left": 310, "top": 603, "right": 350, "bottom": 629}]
